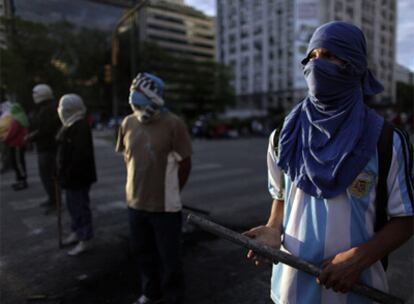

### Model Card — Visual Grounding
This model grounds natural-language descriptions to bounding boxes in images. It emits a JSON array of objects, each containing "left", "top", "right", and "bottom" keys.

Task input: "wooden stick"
[
  {"left": 186, "top": 213, "right": 404, "bottom": 304},
  {"left": 54, "top": 177, "right": 63, "bottom": 249}
]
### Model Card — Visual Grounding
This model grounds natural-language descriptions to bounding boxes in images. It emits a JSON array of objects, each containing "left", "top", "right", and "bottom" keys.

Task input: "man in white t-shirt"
[
  {"left": 245, "top": 21, "right": 414, "bottom": 304},
  {"left": 116, "top": 73, "right": 192, "bottom": 304}
]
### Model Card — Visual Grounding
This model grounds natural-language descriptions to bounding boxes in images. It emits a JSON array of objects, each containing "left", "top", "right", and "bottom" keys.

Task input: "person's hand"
[
  {"left": 243, "top": 225, "right": 281, "bottom": 266},
  {"left": 317, "top": 247, "right": 365, "bottom": 293}
]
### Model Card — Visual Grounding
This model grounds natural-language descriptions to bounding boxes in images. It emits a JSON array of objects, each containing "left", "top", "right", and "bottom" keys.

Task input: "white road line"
[
  {"left": 95, "top": 200, "right": 125, "bottom": 212},
  {"left": 7, "top": 198, "right": 48, "bottom": 211},
  {"left": 22, "top": 215, "right": 57, "bottom": 230},
  {"left": 1, "top": 162, "right": 224, "bottom": 188},
  {"left": 188, "top": 168, "right": 251, "bottom": 183},
  {"left": 7, "top": 168, "right": 256, "bottom": 212},
  {"left": 28, "top": 228, "right": 45, "bottom": 236},
  {"left": 182, "top": 175, "right": 266, "bottom": 201},
  {"left": 183, "top": 188, "right": 270, "bottom": 211},
  {"left": 1, "top": 176, "right": 42, "bottom": 187},
  {"left": 192, "top": 163, "right": 223, "bottom": 171}
]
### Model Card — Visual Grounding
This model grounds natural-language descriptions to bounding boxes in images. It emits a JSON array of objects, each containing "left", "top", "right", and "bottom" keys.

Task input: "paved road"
[{"left": 0, "top": 131, "right": 412, "bottom": 304}]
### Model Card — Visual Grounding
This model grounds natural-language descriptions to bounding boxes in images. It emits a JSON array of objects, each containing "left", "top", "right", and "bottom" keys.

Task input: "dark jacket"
[
  {"left": 57, "top": 119, "right": 97, "bottom": 190},
  {"left": 29, "top": 100, "right": 61, "bottom": 152}
]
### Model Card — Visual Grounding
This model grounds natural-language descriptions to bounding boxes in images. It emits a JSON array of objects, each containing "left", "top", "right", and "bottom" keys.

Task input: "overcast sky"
[{"left": 185, "top": 0, "right": 414, "bottom": 71}]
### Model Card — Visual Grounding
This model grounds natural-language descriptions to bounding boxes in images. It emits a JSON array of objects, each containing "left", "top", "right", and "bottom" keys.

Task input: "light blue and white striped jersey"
[{"left": 267, "top": 130, "right": 414, "bottom": 304}]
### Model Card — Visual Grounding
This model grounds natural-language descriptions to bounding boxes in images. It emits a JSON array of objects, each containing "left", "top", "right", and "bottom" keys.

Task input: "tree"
[
  {"left": 0, "top": 17, "right": 110, "bottom": 114},
  {"left": 396, "top": 81, "right": 414, "bottom": 113},
  {"left": 115, "top": 39, "right": 235, "bottom": 120},
  {"left": 1, "top": 17, "right": 235, "bottom": 122}
]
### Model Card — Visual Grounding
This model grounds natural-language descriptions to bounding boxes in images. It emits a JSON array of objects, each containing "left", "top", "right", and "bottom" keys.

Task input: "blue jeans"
[
  {"left": 128, "top": 208, "right": 184, "bottom": 304},
  {"left": 66, "top": 187, "right": 93, "bottom": 241}
]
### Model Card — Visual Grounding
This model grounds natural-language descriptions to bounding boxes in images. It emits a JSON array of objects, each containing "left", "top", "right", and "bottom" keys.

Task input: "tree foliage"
[
  {"left": 1, "top": 17, "right": 235, "bottom": 121},
  {"left": 396, "top": 81, "right": 414, "bottom": 113},
  {"left": 0, "top": 17, "right": 109, "bottom": 113},
  {"left": 116, "top": 39, "right": 235, "bottom": 119}
]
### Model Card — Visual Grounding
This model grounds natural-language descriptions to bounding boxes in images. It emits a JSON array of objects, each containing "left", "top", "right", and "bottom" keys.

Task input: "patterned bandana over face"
[{"left": 129, "top": 73, "right": 165, "bottom": 123}]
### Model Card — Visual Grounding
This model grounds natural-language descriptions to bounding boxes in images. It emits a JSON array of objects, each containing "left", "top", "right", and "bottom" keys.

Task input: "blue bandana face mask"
[
  {"left": 303, "top": 59, "right": 360, "bottom": 107},
  {"left": 276, "top": 22, "right": 384, "bottom": 199}
]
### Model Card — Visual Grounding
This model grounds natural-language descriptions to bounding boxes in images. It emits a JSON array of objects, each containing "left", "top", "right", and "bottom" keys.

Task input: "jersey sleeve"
[
  {"left": 268, "top": 130, "right": 285, "bottom": 200},
  {"left": 386, "top": 129, "right": 414, "bottom": 217}
]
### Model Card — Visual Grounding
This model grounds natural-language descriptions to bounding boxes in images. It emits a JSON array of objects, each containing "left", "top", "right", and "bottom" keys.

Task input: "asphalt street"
[{"left": 0, "top": 131, "right": 413, "bottom": 304}]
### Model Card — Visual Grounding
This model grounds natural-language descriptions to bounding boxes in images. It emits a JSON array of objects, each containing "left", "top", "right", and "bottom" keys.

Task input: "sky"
[{"left": 185, "top": 0, "right": 414, "bottom": 71}]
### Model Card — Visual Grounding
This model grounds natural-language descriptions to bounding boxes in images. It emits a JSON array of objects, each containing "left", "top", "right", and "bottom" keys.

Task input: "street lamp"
[{"left": 111, "top": 0, "right": 150, "bottom": 119}]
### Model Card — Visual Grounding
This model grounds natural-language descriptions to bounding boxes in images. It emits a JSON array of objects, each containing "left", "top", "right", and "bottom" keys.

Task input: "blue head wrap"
[
  {"left": 277, "top": 21, "right": 384, "bottom": 198},
  {"left": 129, "top": 72, "right": 165, "bottom": 107}
]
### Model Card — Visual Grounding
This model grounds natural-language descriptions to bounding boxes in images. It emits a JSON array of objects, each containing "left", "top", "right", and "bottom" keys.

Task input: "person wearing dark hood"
[
  {"left": 28, "top": 84, "right": 61, "bottom": 213},
  {"left": 56, "top": 94, "right": 97, "bottom": 256},
  {"left": 116, "top": 73, "right": 192, "bottom": 304},
  {"left": 244, "top": 21, "right": 414, "bottom": 303}
]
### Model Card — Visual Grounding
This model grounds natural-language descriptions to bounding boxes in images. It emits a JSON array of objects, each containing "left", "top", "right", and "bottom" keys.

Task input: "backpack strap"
[{"left": 375, "top": 120, "right": 394, "bottom": 270}]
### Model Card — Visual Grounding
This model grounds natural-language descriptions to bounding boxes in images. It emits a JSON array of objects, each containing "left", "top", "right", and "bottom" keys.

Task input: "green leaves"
[
  {"left": 1, "top": 17, "right": 108, "bottom": 112},
  {"left": 119, "top": 41, "right": 235, "bottom": 119}
]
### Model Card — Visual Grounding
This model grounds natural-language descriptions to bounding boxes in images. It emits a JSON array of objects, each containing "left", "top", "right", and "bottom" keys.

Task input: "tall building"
[
  {"left": 216, "top": 0, "right": 397, "bottom": 111},
  {"left": 11, "top": 0, "right": 215, "bottom": 62},
  {"left": 134, "top": 0, "right": 215, "bottom": 62}
]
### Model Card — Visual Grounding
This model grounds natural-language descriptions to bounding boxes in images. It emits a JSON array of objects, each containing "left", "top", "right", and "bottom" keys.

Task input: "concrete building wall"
[
  {"left": 319, "top": 0, "right": 397, "bottom": 103},
  {"left": 138, "top": 2, "right": 215, "bottom": 62},
  {"left": 216, "top": 0, "right": 296, "bottom": 110},
  {"left": 8, "top": 0, "right": 214, "bottom": 61},
  {"left": 216, "top": 0, "right": 397, "bottom": 111},
  {"left": 165, "top": 0, "right": 184, "bottom": 4}
]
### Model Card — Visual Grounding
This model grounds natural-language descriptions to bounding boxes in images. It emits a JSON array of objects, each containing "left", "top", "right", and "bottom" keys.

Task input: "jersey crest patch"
[{"left": 348, "top": 172, "right": 374, "bottom": 198}]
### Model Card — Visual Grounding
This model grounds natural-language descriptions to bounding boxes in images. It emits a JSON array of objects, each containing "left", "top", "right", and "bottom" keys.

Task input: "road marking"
[
  {"left": 7, "top": 198, "right": 47, "bottom": 211},
  {"left": 183, "top": 188, "right": 270, "bottom": 213},
  {"left": 192, "top": 163, "right": 222, "bottom": 171},
  {"left": 95, "top": 200, "right": 125, "bottom": 212},
  {"left": 7, "top": 185, "right": 125, "bottom": 212},
  {"left": 28, "top": 228, "right": 45, "bottom": 236},
  {"left": 22, "top": 215, "right": 57, "bottom": 230},
  {"left": 189, "top": 168, "right": 251, "bottom": 183},
  {"left": 182, "top": 175, "right": 266, "bottom": 202}
]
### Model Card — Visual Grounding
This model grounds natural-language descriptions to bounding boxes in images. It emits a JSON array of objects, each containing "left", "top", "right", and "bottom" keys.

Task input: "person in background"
[
  {"left": 56, "top": 94, "right": 97, "bottom": 256},
  {"left": 28, "top": 84, "right": 61, "bottom": 213},
  {"left": 116, "top": 73, "right": 192, "bottom": 304},
  {"left": 244, "top": 21, "right": 414, "bottom": 304},
  {"left": 0, "top": 92, "right": 29, "bottom": 190}
]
